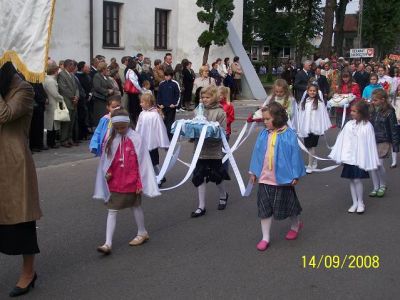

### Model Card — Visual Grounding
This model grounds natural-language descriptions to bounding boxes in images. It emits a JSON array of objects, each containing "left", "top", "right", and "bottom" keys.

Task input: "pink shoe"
[
  {"left": 256, "top": 240, "right": 269, "bottom": 251},
  {"left": 285, "top": 222, "right": 304, "bottom": 240}
]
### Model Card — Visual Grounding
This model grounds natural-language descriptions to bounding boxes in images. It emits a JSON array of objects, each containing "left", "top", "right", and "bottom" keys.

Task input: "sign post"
[{"left": 349, "top": 48, "right": 375, "bottom": 58}]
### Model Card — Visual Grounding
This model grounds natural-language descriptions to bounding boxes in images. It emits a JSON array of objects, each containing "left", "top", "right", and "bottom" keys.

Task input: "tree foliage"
[
  {"left": 244, "top": 0, "right": 322, "bottom": 64},
  {"left": 196, "top": 0, "right": 235, "bottom": 64},
  {"left": 362, "top": 0, "right": 400, "bottom": 59}
]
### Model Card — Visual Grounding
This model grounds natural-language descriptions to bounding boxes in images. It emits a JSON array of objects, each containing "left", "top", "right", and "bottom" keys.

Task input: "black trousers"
[
  {"left": 29, "top": 105, "right": 44, "bottom": 149},
  {"left": 47, "top": 129, "right": 57, "bottom": 147},
  {"left": 127, "top": 93, "right": 142, "bottom": 126},
  {"left": 149, "top": 148, "right": 159, "bottom": 166},
  {"left": 162, "top": 107, "right": 176, "bottom": 140},
  {"left": 78, "top": 101, "right": 89, "bottom": 140}
]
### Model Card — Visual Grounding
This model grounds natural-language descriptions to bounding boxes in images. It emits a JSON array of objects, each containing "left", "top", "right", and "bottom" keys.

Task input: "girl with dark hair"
[
  {"left": 335, "top": 71, "right": 361, "bottom": 127},
  {"left": 125, "top": 57, "right": 143, "bottom": 125},
  {"left": 329, "top": 101, "right": 380, "bottom": 214},
  {"left": 297, "top": 83, "right": 331, "bottom": 174},
  {"left": 93, "top": 108, "right": 160, "bottom": 255},
  {"left": 249, "top": 102, "right": 306, "bottom": 251},
  {"left": 368, "top": 89, "right": 400, "bottom": 197},
  {"left": 0, "top": 62, "right": 42, "bottom": 297}
]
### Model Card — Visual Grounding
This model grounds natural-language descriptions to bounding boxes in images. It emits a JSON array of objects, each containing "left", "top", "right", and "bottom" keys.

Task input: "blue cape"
[
  {"left": 89, "top": 116, "right": 110, "bottom": 157},
  {"left": 249, "top": 128, "right": 306, "bottom": 184}
]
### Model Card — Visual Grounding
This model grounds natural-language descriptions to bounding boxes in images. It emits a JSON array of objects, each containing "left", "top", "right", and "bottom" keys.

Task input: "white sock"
[
  {"left": 196, "top": 183, "right": 206, "bottom": 212},
  {"left": 261, "top": 217, "right": 272, "bottom": 242},
  {"left": 369, "top": 170, "right": 380, "bottom": 191},
  {"left": 105, "top": 210, "right": 118, "bottom": 247},
  {"left": 217, "top": 181, "right": 227, "bottom": 204},
  {"left": 290, "top": 215, "right": 301, "bottom": 231},
  {"left": 311, "top": 148, "right": 318, "bottom": 168},
  {"left": 377, "top": 159, "right": 386, "bottom": 187},
  {"left": 349, "top": 180, "right": 358, "bottom": 206},
  {"left": 391, "top": 152, "right": 397, "bottom": 166},
  {"left": 307, "top": 148, "right": 313, "bottom": 167},
  {"left": 354, "top": 179, "right": 364, "bottom": 207},
  {"left": 132, "top": 206, "right": 147, "bottom": 236}
]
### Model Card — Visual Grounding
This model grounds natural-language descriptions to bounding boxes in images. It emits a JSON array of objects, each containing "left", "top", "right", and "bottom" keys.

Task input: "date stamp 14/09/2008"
[{"left": 301, "top": 255, "right": 380, "bottom": 269}]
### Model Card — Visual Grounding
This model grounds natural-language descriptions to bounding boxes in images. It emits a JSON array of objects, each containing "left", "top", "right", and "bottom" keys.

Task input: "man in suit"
[
  {"left": 353, "top": 63, "right": 370, "bottom": 94},
  {"left": 161, "top": 52, "right": 173, "bottom": 73},
  {"left": 294, "top": 60, "right": 312, "bottom": 103},
  {"left": 315, "top": 66, "right": 330, "bottom": 103},
  {"left": 58, "top": 59, "right": 79, "bottom": 147}
]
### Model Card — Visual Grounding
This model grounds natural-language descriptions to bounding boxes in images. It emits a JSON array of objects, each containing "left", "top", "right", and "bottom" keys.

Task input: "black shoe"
[
  {"left": 9, "top": 273, "right": 37, "bottom": 297},
  {"left": 158, "top": 177, "right": 166, "bottom": 188},
  {"left": 31, "top": 148, "right": 41, "bottom": 153},
  {"left": 191, "top": 208, "right": 206, "bottom": 218},
  {"left": 218, "top": 193, "right": 229, "bottom": 210}
]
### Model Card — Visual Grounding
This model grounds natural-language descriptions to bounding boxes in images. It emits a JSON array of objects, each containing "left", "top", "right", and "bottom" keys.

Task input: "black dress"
[{"left": 0, "top": 221, "right": 40, "bottom": 255}]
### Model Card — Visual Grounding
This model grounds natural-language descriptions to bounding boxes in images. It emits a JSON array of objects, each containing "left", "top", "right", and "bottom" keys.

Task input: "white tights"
[
  {"left": 307, "top": 147, "right": 318, "bottom": 168},
  {"left": 369, "top": 159, "right": 386, "bottom": 191},
  {"left": 196, "top": 181, "right": 227, "bottom": 211},
  {"left": 104, "top": 206, "right": 147, "bottom": 247},
  {"left": 392, "top": 152, "right": 397, "bottom": 167},
  {"left": 349, "top": 179, "right": 364, "bottom": 208},
  {"left": 260, "top": 216, "right": 300, "bottom": 242}
]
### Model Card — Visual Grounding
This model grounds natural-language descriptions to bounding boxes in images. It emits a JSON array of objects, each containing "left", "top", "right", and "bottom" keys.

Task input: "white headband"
[{"left": 111, "top": 116, "right": 130, "bottom": 123}]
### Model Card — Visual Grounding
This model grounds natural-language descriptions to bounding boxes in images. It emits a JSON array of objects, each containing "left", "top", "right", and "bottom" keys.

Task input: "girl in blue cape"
[
  {"left": 89, "top": 95, "right": 121, "bottom": 156},
  {"left": 249, "top": 103, "right": 306, "bottom": 251}
]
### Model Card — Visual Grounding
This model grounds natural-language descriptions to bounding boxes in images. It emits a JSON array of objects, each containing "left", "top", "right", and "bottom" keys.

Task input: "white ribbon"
[
  {"left": 156, "top": 120, "right": 183, "bottom": 184},
  {"left": 159, "top": 124, "right": 209, "bottom": 191},
  {"left": 297, "top": 138, "right": 340, "bottom": 172},
  {"left": 220, "top": 128, "right": 253, "bottom": 196}
]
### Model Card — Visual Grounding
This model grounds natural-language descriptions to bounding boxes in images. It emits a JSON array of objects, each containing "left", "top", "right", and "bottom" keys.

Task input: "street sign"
[{"left": 349, "top": 48, "right": 375, "bottom": 58}]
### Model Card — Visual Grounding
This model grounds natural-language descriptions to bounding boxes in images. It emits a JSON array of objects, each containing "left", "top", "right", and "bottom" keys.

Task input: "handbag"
[
  {"left": 124, "top": 72, "right": 140, "bottom": 94},
  {"left": 54, "top": 101, "right": 70, "bottom": 122}
]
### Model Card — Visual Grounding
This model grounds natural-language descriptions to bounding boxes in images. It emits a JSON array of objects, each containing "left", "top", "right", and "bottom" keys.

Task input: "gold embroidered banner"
[{"left": 0, "top": 0, "right": 56, "bottom": 82}]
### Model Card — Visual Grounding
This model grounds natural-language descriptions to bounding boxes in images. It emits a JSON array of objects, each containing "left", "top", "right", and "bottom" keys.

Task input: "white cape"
[
  {"left": 93, "top": 129, "right": 161, "bottom": 202},
  {"left": 262, "top": 95, "right": 298, "bottom": 131},
  {"left": 329, "top": 120, "right": 380, "bottom": 171},
  {"left": 135, "top": 109, "right": 170, "bottom": 150},
  {"left": 297, "top": 98, "right": 332, "bottom": 137}
]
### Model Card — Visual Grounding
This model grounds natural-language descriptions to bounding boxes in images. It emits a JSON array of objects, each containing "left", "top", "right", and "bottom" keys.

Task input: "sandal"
[
  {"left": 376, "top": 187, "right": 386, "bottom": 197},
  {"left": 217, "top": 193, "right": 229, "bottom": 210},
  {"left": 129, "top": 234, "right": 150, "bottom": 246},
  {"left": 97, "top": 244, "right": 112, "bottom": 255},
  {"left": 369, "top": 190, "right": 378, "bottom": 197},
  {"left": 191, "top": 208, "right": 206, "bottom": 218}
]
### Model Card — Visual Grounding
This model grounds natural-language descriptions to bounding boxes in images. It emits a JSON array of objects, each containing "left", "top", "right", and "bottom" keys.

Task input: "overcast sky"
[{"left": 320, "top": 0, "right": 360, "bottom": 14}]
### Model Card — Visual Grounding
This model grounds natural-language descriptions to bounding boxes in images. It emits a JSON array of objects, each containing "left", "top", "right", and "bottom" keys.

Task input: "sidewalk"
[{"left": 32, "top": 99, "right": 260, "bottom": 168}]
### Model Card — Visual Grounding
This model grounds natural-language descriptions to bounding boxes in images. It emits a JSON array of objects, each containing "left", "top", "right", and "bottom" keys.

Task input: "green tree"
[
  {"left": 362, "top": 0, "right": 400, "bottom": 59},
  {"left": 290, "top": 0, "right": 323, "bottom": 64},
  {"left": 196, "top": 0, "right": 235, "bottom": 65}
]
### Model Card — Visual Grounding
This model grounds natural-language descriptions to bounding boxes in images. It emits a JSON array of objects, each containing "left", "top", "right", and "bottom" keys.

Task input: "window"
[
  {"left": 155, "top": 9, "right": 169, "bottom": 49},
  {"left": 251, "top": 46, "right": 258, "bottom": 61},
  {"left": 103, "top": 2, "right": 121, "bottom": 47}
]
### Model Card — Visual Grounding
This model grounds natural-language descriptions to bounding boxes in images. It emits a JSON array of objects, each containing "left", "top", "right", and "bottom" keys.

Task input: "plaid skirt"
[{"left": 257, "top": 183, "right": 302, "bottom": 220}]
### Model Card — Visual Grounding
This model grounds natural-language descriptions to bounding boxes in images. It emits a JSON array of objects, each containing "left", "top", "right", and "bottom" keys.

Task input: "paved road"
[{"left": 1, "top": 100, "right": 399, "bottom": 299}]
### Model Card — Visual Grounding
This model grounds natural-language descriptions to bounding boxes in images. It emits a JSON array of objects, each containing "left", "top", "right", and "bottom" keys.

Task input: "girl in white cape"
[
  {"left": 262, "top": 79, "right": 298, "bottom": 130},
  {"left": 297, "top": 83, "right": 332, "bottom": 173},
  {"left": 136, "top": 93, "right": 170, "bottom": 185},
  {"left": 329, "top": 101, "right": 380, "bottom": 214},
  {"left": 93, "top": 108, "right": 160, "bottom": 255}
]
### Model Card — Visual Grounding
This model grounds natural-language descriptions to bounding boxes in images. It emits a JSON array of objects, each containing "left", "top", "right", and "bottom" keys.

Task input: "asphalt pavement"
[{"left": 1, "top": 100, "right": 399, "bottom": 300}]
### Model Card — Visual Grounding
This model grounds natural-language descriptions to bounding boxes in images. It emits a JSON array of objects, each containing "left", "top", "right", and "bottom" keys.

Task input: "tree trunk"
[
  {"left": 319, "top": 0, "right": 336, "bottom": 58},
  {"left": 202, "top": 46, "right": 211, "bottom": 65},
  {"left": 334, "top": 0, "right": 349, "bottom": 57}
]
